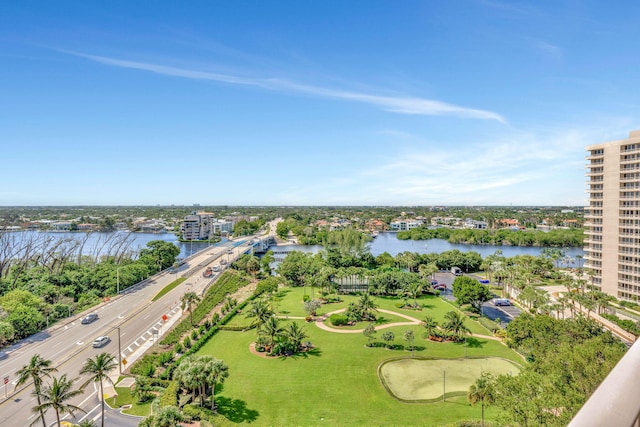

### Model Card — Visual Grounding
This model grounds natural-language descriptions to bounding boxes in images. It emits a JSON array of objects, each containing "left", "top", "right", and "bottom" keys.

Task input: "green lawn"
[
  {"left": 194, "top": 289, "right": 524, "bottom": 426},
  {"left": 110, "top": 386, "right": 151, "bottom": 416}
]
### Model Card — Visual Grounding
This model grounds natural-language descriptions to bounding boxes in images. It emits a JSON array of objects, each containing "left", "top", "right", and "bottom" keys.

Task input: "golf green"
[{"left": 379, "top": 357, "right": 519, "bottom": 402}]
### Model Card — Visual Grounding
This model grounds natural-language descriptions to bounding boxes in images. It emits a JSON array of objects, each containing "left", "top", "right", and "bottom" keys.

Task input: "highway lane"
[
  {"left": 0, "top": 242, "right": 234, "bottom": 424},
  {"left": 0, "top": 226, "right": 277, "bottom": 425}
]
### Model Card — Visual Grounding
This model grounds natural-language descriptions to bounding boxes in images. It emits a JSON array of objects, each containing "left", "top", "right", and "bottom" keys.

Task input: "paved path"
[{"left": 314, "top": 308, "right": 421, "bottom": 334}]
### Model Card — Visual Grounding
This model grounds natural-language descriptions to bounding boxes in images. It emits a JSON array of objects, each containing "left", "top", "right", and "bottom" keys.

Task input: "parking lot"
[{"left": 434, "top": 272, "right": 522, "bottom": 325}]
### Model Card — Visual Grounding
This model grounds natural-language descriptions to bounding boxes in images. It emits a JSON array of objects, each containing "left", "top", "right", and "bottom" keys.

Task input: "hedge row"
[
  {"left": 478, "top": 316, "right": 503, "bottom": 333},
  {"left": 159, "top": 380, "right": 178, "bottom": 407},
  {"left": 160, "top": 271, "right": 250, "bottom": 345}
]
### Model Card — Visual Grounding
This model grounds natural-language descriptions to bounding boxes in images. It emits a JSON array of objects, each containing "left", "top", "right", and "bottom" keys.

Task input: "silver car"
[{"left": 92, "top": 336, "right": 111, "bottom": 348}]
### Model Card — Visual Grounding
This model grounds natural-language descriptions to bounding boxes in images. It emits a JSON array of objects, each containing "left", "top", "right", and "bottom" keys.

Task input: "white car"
[{"left": 92, "top": 336, "right": 111, "bottom": 348}]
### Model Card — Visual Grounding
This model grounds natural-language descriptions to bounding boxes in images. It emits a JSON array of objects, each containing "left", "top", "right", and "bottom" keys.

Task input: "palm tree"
[
  {"left": 16, "top": 354, "right": 57, "bottom": 427},
  {"left": 422, "top": 315, "right": 439, "bottom": 339},
  {"left": 181, "top": 292, "right": 201, "bottom": 326},
  {"left": 259, "top": 315, "right": 283, "bottom": 348},
  {"left": 80, "top": 353, "right": 117, "bottom": 427},
  {"left": 407, "top": 281, "right": 422, "bottom": 307},
  {"left": 357, "top": 293, "right": 378, "bottom": 320},
  {"left": 363, "top": 322, "right": 377, "bottom": 346},
  {"left": 443, "top": 311, "right": 470, "bottom": 340},
  {"left": 284, "top": 321, "right": 307, "bottom": 351},
  {"left": 467, "top": 371, "right": 496, "bottom": 427},
  {"left": 206, "top": 358, "right": 229, "bottom": 412},
  {"left": 33, "top": 374, "right": 84, "bottom": 427},
  {"left": 246, "top": 299, "right": 274, "bottom": 335}
]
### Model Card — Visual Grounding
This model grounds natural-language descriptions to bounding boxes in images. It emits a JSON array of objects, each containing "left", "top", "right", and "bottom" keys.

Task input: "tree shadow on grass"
[
  {"left": 215, "top": 395, "right": 259, "bottom": 423},
  {"left": 462, "top": 337, "right": 485, "bottom": 349},
  {"left": 374, "top": 316, "right": 392, "bottom": 325},
  {"left": 279, "top": 347, "right": 323, "bottom": 360}
]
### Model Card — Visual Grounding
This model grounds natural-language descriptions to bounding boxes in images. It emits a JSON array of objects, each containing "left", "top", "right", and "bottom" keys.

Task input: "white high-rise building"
[{"left": 585, "top": 130, "right": 640, "bottom": 300}]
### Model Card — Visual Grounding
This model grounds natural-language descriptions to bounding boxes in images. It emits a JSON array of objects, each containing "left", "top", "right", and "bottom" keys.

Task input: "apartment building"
[{"left": 585, "top": 130, "right": 640, "bottom": 300}]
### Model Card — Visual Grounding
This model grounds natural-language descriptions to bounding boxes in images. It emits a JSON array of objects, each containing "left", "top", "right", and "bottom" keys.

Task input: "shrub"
[
  {"left": 141, "top": 364, "right": 155, "bottom": 378},
  {"left": 174, "top": 342, "right": 183, "bottom": 354},
  {"left": 160, "top": 271, "right": 250, "bottom": 345},
  {"left": 330, "top": 313, "right": 349, "bottom": 326},
  {"left": 158, "top": 351, "right": 174, "bottom": 366},
  {"left": 183, "top": 336, "right": 192, "bottom": 349},
  {"left": 191, "top": 330, "right": 199, "bottom": 340},
  {"left": 159, "top": 381, "right": 178, "bottom": 407}
]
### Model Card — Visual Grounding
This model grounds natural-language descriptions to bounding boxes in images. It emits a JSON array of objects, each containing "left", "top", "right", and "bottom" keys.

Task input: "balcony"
[{"left": 569, "top": 339, "right": 640, "bottom": 427}]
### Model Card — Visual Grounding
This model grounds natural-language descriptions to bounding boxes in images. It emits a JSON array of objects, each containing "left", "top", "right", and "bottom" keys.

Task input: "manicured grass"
[
  {"left": 152, "top": 277, "right": 187, "bottom": 301},
  {"left": 111, "top": 386, "right": 151, "bottom": 416},
  {"left": 195, "top": 289, "right": 524, "bottom": 426}
]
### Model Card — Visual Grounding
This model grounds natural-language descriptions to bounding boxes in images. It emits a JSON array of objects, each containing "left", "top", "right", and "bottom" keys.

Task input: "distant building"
[
  {"left": 390, "top": 219, "right": 423, "bottom": 231},
  {"left": 463, "top": 219, "right": 488, "bottom": 229}
]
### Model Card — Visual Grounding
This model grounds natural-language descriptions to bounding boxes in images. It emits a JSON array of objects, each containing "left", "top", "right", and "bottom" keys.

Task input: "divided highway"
[{"left": 0, "top": 233, "right": 262, "bottom": 426}]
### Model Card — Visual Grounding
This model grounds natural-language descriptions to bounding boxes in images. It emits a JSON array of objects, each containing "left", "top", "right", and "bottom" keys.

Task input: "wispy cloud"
[{"left": 64, "top": 51, "right": 506, "bottom": 123}]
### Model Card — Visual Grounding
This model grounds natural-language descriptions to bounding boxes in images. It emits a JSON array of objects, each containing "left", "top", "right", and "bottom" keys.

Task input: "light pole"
[{"left": 115, "top": 325, "right": 122, "bottom": 375}]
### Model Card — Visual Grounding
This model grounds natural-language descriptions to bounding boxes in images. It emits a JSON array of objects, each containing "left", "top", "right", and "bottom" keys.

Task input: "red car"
[{"left": 432, "top": 283, "right": 446, "bottom": 291}]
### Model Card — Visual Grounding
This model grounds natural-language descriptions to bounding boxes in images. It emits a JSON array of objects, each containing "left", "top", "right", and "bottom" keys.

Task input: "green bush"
[
  {"left": 191, "top": 330, "right": 199, "bottom": 340},
  {"left": 159, "top": 380, "right": 178, "bottom": 407},
  {"left": 330, "top": 313, "right": 348, "bottom": 326},
  {"left": 183, "top": 336, "right": 192, "bottom": 349}
]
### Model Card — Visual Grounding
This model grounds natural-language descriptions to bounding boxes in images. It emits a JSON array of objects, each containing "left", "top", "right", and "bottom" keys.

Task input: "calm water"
[
  {"left": 4, "top": 230, "right": 223, "bottom": 259},
  {"left": 8, "top": 231, "right": 584, "bottom": 264},
  {"left": 267, "top": 232, "right": 584, "bottom": 266}
]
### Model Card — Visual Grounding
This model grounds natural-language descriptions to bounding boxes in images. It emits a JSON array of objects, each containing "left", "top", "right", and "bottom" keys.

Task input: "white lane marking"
[
  {"left": 77, "top": 403, "right": 101, "bottom": 422},
  {"left": 77, "top": 341, "right": 84, "bottom": 345}
]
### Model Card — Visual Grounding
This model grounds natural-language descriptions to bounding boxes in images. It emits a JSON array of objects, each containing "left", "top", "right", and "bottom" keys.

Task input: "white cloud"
[{"left": 64, "top": 51, "right": 506, "bottom": 123}]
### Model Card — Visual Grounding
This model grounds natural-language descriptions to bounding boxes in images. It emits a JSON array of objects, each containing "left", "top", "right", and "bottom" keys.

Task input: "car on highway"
[
  {"left": 92, "top": 336, "right": 111, "bottom": 348},
  {"left": 227, "top": 249, "right": 233, "bottom": 254},
  {"left": 81, "top": 313, "right": 98, "bottom": 324},
  {"left": 493, "top": 298, "right": 511, "bottom": 306}
]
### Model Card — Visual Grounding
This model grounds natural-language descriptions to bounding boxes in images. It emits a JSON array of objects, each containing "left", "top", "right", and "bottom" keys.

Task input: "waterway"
[
  {"left": 5, "top": 231, "right": 584, "bottom": 264},
  {"left": 265, "top": 232, "right": 583, "bottom": 265}
]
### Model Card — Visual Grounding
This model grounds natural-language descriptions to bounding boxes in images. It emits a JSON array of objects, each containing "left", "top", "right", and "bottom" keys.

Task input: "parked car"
[
  {"left": 430, "top": 280, "right": 439, "bottom": 285},
  {"left": 432, "top": 283, "right": 447, "bottom": 291},
  {"left": 81, "top": 313, "right": 98, "bottom": 324},
  {"left": 493, "top": 298, "right": 511, "bottom": 306},
  {"left": 92, "top": 336, "right": 111, "bottom": 348}
]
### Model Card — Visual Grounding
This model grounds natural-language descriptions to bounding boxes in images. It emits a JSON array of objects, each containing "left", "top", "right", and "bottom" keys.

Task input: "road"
[{"left": 0, "top": 223, "right": 278, "bottom": 426}]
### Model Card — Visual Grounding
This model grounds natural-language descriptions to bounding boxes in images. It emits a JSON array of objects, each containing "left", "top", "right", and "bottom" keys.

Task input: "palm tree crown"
[
  {"left": 16, "top": 354, "right": 57, "bottom": 427},
  {"left": 33, "top": 374, "right": 84, "bottom": 427},
  {"left": 80, "top": 353, "right": 117, "bottom": 427}
]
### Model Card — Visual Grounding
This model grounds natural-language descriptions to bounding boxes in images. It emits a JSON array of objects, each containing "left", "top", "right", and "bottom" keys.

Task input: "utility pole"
[{"left": 117, "top": 326, "right": 122, "bottom": 375}]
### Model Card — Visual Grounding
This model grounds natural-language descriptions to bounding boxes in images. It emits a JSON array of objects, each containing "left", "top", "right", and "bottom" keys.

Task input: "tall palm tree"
[
  {"left": 181, "top": 292, "right": 201, "bottom": 326},
  {"left": 206, "top": 358, "right": 229, "bottom": 411},
  {"left": 467, "top": 371, "right": 496, "bottom": 427},
  {"left": 33, "top": 374, "right": 84, "bottom": 427},
  {"left": 80, "top": 353, "right": 117, "bottom": 427},
  {"left": 16, "top": 354, "right": 57, "bottom": 427}
]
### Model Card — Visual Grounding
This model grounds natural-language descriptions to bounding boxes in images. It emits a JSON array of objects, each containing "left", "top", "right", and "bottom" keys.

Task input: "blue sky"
[{"left": 2, "top": 1, "right": 640, "bottom": 206}]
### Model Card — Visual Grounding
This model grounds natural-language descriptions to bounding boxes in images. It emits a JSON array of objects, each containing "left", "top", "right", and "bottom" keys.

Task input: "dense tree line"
[
  {"left": 0, "top": 236, "right": 179, "bottom": 345},
  {"left": 486, "top": 314, "right": 626, "bottom": 426},
  {"left": 397, "top": 226, "right": 584, "bottom": 247}
]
